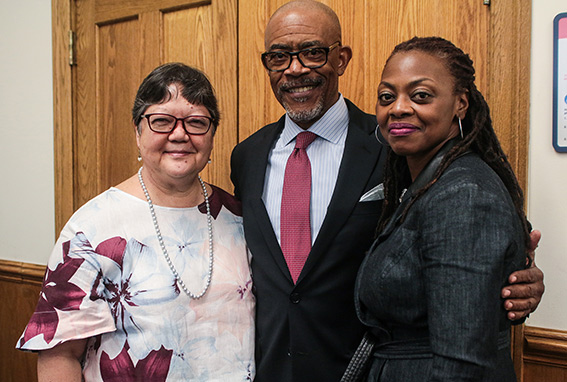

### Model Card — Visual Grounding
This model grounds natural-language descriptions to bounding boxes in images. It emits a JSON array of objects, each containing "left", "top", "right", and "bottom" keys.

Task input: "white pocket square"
[{"left": 359, "top": 183, "right": 384, "bottom": 202}]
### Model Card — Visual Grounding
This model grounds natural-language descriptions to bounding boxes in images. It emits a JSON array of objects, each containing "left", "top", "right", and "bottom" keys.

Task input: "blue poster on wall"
[{"left": 553, "top": 13, "right": 567, "bottom": 152}]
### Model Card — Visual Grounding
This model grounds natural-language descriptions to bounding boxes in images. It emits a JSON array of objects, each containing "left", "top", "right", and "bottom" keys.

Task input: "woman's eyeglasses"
[{"left": 142, "top": 113, "right": 213, "bottom": 135}]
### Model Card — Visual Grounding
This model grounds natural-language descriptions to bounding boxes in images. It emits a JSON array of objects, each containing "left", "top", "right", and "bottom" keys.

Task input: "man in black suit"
[{"left": 230, "top": 1, "right": 544, "bottom": 381}]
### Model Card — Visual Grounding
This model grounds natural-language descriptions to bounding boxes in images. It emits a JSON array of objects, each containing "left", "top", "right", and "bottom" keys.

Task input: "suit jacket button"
[{"left": 290, "top": 292, "right": 301, "bottom": 304}]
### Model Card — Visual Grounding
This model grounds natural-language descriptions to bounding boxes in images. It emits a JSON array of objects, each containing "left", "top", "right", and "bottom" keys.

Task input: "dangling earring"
[
  {"left": 137, "top": 151, "right": 142, "bottom": 162},
  {"left": 207, "top": 158, "right": 212, "bottom": 164},
  {"left": 374, "top": 124, "right": 389, "bottom": 146},
  {"left": 458, "top": 117, "right": 464, "bottom": 139}
]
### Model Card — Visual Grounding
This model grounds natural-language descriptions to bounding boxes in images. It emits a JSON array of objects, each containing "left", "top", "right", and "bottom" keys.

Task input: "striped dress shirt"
[{"left": 262, "top": 95, "right": 350, "bottom": 246}]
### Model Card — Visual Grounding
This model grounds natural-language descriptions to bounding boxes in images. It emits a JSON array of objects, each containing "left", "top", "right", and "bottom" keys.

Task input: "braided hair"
[{"left": 377, "top": 36, "right": 530, "bottom": 245}]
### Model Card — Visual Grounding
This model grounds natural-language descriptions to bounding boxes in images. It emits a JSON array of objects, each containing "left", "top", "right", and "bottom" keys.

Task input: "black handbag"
[{"left": 340, "top": 332, "right": 376, "bottom": 382}]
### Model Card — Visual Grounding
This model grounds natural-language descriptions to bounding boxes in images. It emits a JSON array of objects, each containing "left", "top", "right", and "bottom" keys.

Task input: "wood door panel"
[
  {"left": 237, "top": 0, "right": 281, "bottom": 142},
  {"left": 73, "top": 0, "right": 237, "bottom": 210},
  {"left": 206, "top": 0, "right": 238, "bottom": 192},
  {"left": 97, "top": 18, "right": 143, "bottom": 192},
  {"left": 162, "top": 0, "right": 238, "bottom": 191},
  {"left": 94, "top": 0, "right": 210, "bottom": 24}
]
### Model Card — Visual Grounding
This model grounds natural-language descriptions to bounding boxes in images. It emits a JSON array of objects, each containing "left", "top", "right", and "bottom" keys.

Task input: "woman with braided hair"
[{"left": 354, "top": 37, "right": 529, "bottom": 381}]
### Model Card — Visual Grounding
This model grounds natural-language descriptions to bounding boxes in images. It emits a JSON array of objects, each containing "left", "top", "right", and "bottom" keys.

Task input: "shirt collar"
[{"left": 280, "top": 94, "right": 349, "bottom": 147}]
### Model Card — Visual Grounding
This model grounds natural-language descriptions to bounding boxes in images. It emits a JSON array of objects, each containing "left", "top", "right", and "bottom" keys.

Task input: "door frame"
[{"left": 52, "top": 0, "right": 74, "bottom": 238}]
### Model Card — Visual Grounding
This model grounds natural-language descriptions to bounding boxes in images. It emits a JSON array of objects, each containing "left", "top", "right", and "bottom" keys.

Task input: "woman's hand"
[
  {"left": 501, "top": 230, "right": 545, "bottom": 320},
  {"left": 38, "top": 338, "right": 88, "bottom": 382}
]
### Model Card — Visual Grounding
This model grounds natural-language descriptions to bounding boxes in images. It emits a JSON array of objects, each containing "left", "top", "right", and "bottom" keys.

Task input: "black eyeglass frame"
[
  {"left": 261, "top": 41, "right": 341, "bottom": 72},
  {"left": 141, "top": 113, "right": 213, "bottom": 135}
]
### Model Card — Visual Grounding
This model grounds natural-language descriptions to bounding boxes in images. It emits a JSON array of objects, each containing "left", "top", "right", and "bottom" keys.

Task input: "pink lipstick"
[{"left": 388, "top": 123, "right": 419, "bottom": 136}]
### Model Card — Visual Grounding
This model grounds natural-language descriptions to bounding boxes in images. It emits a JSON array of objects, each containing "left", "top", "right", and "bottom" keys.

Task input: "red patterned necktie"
[{"left": 281, "top": 131, "right": 318, "bottom": 283}]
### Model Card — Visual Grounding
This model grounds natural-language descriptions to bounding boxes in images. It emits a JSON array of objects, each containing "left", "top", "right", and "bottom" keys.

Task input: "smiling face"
[
  {"left": 376, "top": 51, "right": 468, "bottom": 178},
  {"left": 264, "top": 4, "right": 351, "bottom": 129},
  {"left": 136, "top": 84, "right": 213, "bottom": 187}
]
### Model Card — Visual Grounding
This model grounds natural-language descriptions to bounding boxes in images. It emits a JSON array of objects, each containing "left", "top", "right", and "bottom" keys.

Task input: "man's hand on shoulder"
[{"left": 501, "top": 230, "right": 544, "bottom": 320}]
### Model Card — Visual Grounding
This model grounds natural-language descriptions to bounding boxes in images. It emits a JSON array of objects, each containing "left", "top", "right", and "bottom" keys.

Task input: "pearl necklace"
[{"left": 137, "top": 167, "right": 213, "bottom": 299}]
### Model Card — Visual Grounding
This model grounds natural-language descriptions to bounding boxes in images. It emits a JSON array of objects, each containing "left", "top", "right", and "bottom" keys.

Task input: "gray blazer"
[{"left": 355, "top": 149, "right": 525, "bottom": 382}]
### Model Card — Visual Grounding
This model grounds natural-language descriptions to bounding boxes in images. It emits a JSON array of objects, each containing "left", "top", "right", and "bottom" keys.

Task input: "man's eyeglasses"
[
  {"left": 142, "top": 113, "right": 213, "bottom": 135},
  {"left": 261, "top": 42, "right": 340, "bottom": 72}
]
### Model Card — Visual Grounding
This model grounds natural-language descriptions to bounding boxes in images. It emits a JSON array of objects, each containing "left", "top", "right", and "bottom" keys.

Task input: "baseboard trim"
[
  {"left": 0, "top": 260, "right": 45, "bottom": 285},
  {"left": 524, "top": 326, "right": 567, "bottom": 368}
]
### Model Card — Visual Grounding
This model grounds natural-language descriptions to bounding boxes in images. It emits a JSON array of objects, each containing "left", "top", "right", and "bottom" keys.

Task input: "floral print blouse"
[{"left": 17, "top": 186, "right": 255, "bottom": 381}]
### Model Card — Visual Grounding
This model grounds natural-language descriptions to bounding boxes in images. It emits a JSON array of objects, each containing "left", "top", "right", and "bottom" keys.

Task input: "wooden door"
[
  {"left": 237, "top": 0, "right": 530, "bottom": 190},
  {"left": 238, "top": 0, "right": 489, "bottom": 138},
  {"left": 56, "top": 0, "right": 529, "bottom": 232},
  {"left": 70, "top": 0, "right": 237, "bottom": 211}
]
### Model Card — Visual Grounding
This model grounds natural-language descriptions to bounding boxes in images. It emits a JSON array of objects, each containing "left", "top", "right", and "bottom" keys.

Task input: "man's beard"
[
  {"left": 277, "top": 78, "right": 326, "bottom": 125},
  {"left": 282, "top": 97, "right": 325, "bottom": 125}
]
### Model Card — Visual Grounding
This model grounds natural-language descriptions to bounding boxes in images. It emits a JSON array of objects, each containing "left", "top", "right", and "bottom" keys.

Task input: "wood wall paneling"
[
  {"left": 237, "top": 0, "right": 491, "bottom": 148},
  {"left": 523, "top": 326, "right": 567, "bottom": 381},
  {"left": 336, "top": 0, "right": 489, "bottom": 117},
  {"left": 0, "top": 261, "right": 45, "bottom": 382},
  {"left": 235, "top": 0, "right": 528, "bottom": 187}
]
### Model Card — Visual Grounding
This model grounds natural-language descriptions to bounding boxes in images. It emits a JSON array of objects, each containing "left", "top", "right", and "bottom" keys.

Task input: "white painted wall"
[
  {"left": 525, "top": 0, "right": 567, "bottom": 331},
  {"left": 0, "top": 0, "right": 564, "bottom": 330},
  {"left": 0, "top": 0, "right": 54, "bottom": 265}
]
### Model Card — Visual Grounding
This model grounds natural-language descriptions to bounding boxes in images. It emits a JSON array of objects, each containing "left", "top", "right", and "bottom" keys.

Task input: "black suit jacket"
[{"left": 230, "top": 100, "right": 387, "bottom": 382}]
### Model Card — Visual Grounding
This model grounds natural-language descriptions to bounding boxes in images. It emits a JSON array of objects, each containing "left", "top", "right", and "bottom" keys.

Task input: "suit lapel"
[
  {"left": 246, "top": 123, "right": 278, "bottom": 198},
  {"left": 245, "top": 118, "right": 294, "bottom": 280}
]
